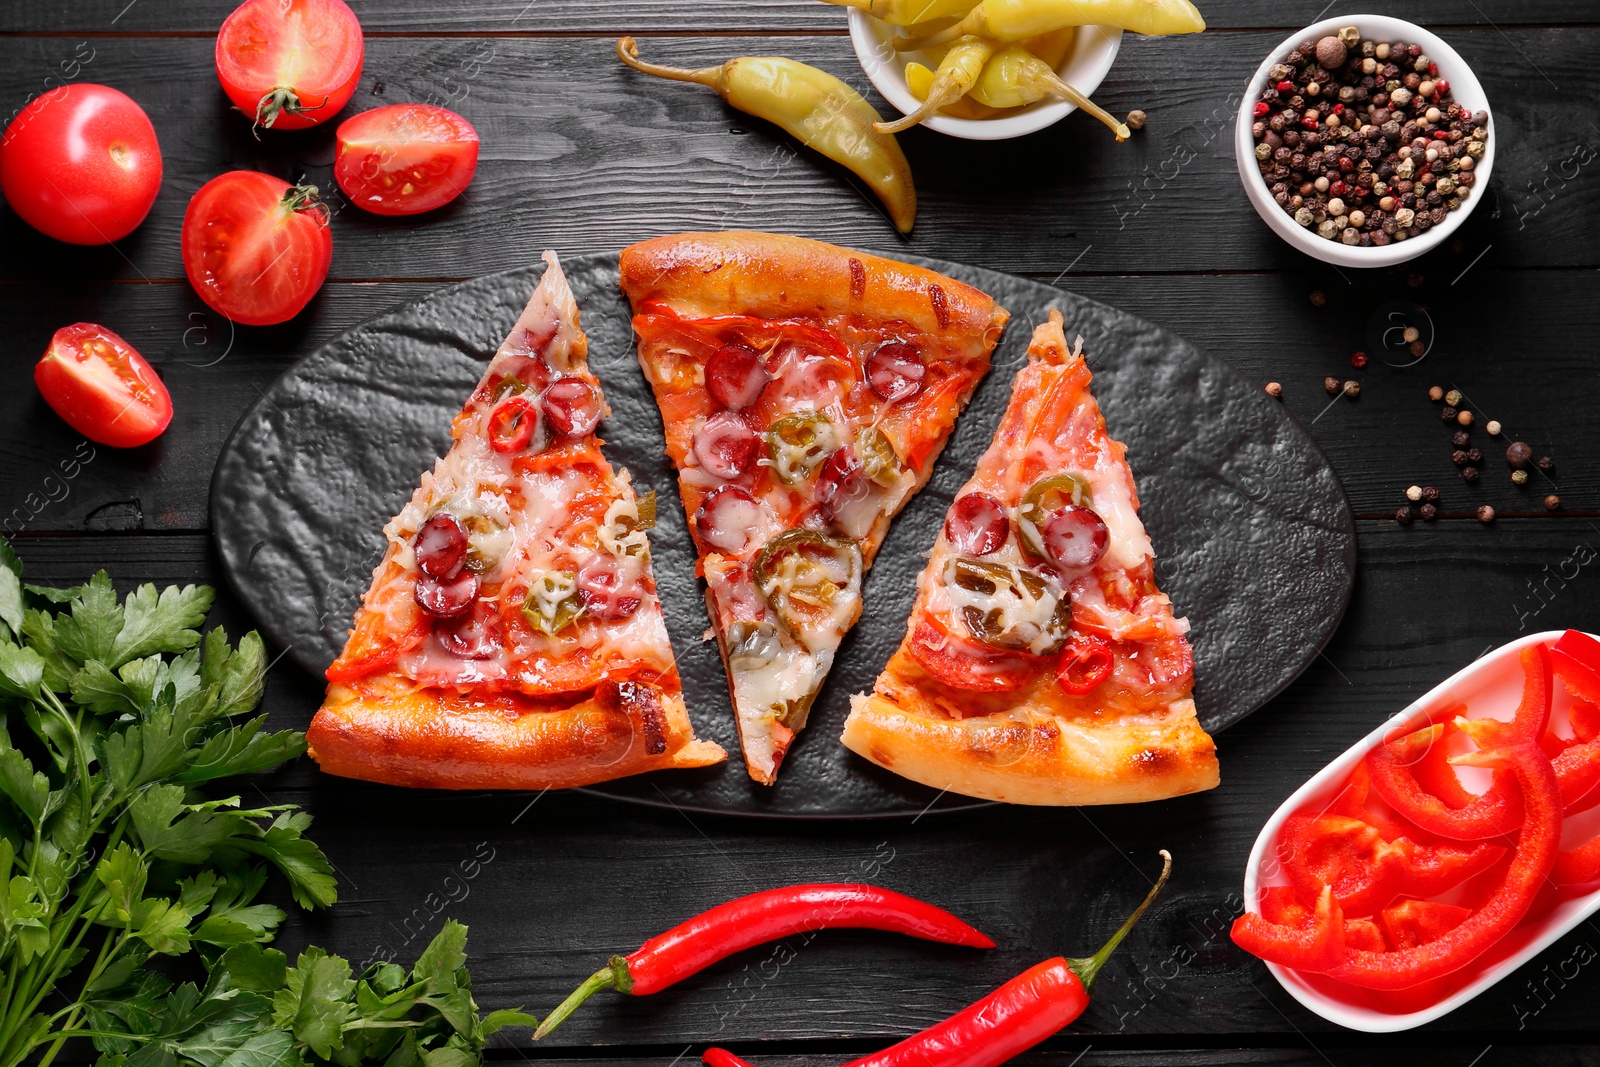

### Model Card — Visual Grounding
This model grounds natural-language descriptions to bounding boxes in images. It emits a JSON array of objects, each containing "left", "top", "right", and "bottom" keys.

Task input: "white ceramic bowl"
[
  {"left": 849, "top": 11, "right": 1122, "bottom": 140},
  {"left": 1243, "top": 631, "right": 1600, "bottom": 1032},
  {"left": 1234, "top": 14, "right": 1495, "bottom": 267}
]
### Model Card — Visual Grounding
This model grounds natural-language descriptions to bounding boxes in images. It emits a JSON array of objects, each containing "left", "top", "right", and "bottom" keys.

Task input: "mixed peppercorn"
[{"left": 1250, "top": 26, "right": 1490, "bottom": 246}]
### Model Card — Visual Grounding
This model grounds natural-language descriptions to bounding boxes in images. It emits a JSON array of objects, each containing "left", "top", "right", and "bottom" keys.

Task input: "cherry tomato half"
[
  {"left": 0, "top": 84, "right": 162, "bottom": 245},
  {"left": 334, "top": 104, "right": 480, "bottom": 216},
  {"left": 215, "top": 0, "right": 364, "bottom": 131},
  {"left": 181, "top": 171, "right": 333, "bottom": 326},
  {"left": 35, "top": 323, "right": 172, "bottom": 448}
]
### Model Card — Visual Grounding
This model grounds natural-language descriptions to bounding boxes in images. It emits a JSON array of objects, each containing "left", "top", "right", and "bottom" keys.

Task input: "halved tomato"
[
  {"left": 334, "top": 104, "right": 480, "bottom": 216},
  {"left": 181, "top": 171, "right": 333, "bottom": 326},
  {"left": 35, "top": 323, "right": 172, "bottom": 448},
  {"left": 215, "top": 0, "right": 364, "bottom": 131}
]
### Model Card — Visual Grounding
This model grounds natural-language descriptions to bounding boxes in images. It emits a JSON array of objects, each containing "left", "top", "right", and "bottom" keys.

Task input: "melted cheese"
[{"left": 935, "top": 556, "right": 1065, "bottom": 656}]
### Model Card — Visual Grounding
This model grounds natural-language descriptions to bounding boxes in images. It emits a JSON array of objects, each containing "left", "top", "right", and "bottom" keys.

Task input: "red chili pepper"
[
  {"left": 703, "top": 856, "right": 1171, "bottom": 1067},
  {"left": 1327, "top": 743, "right": 1561, "bottom": 989},
  {"left": 488, "top": 395, "right": 539, "bottom": 453},
  {"left": 1057, "top": 638, "right": 1114, "bottom": 694},
  {"left": 533, "top": 885, "right": 994, "bottom": 1039}
]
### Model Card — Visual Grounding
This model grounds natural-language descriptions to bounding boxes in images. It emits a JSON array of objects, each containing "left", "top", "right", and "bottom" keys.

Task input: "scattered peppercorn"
[
  {"left": 1409, "top": 340, "right": 1427, "bottom": 358},
  {"left": 1405, "top": 485, "right": 1423, "bottom": 502},
  {"left": 1477, "top": 504, "right": 1495, "bottom": 523},
  {"left": 1351, "top": 351, "right": 1369, "bottom": 368},
  {"left": 1546, "top": 494, "right": 1562, "bottom": 511},
  {"left": 1462, "top": 466, "right": 1479, "bottom": 482},
  {"left": 1404, "top": 326, "right": 1421, "bottom": 344},
  {"left": 1441, "top": 405, "right": 1458, "bottom": 421},
  {"left": 1126, "top": 109, "right": 1146, "bottom": 130},
  {"left": 1264, "top": 381, "right": 1283, "bottom": 398},
  {"left": 1396, "top": 506, "right": 1413, "bottom": 524},
  {"left": 1420, "top": 503, "right": 1438, "bottom": 520},
  {"left": 1428, "top": 385, "right": 1445, "bottom": 402},
  {"left": 1511, "top": 470, "right": 1529, "bottom": 486},
  {"left": 1538, "top": 456, "right": 1555, "bottom": 472},
  {"left": 1422, "top": 485, "right": 1440, "bottom": 502},
  {"left": 1445, "top": 389, "right": 1463, "bottom": 407},
  {"left": 1466, "top": 447, "right": 1482, "bottom": 463},
  {"left": 1451, "top": 449, "right": 1469, "bottom": 466},
  {"left": 1506, "top": 441, "right": 1533, "bottom": 469},
  {"left": 1457, "top": 410, "right": 1474, "bottom": 427},
  {"left": 1485, "top": 419, "right": 1502, "bottom": 436},
  {"left": 1324, "top": 376, "right": 1341, "bottom": 395},
  {"left": 1310, "top": 290, "right": 1327, "bottom": 306},
  {"left": 1343, "top": 380, "right": 1361, "bottom": 398},
  {"left": 1451, "top": 430, "right": 1470, "bottom": 448}
]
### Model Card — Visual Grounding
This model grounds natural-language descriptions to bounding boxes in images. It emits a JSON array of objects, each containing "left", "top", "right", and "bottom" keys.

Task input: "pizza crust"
[
  {"left": 843, "top": 691, "right": 1218, "bottom": 806},
  {"left": 309, "top": 677, "right": 724, "bottom": 790},
  {"left": 620, "top": 230, "right": 1009, "bottom": 343}
]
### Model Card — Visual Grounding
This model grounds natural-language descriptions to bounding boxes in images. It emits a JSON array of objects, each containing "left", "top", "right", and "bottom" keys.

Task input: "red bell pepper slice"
[
  {"left": 1281, "top": 811, "right": 1504, "bottom": 917},
  {"left": 1378, "top": 899, "right": 1473, "bottom": 951},
  {"left": 1327, "top": 743, "right": 1561, "bottom": 990},
  {"left": 1344, "top": 918, "right": 1387, "bottom": 952},
  {"left": 1232, "top": 886, "right": 1346, "bottom": 972},
  {"left": 1413, "top": 712, "right": 1476, "bottom": 809},
  {"left": 1554, "top": 630, "right": 1600, "bottom": 706},
  {"left": 1573, "top": 701, "right": 1600, "bottom": 744},
  {"left": 1554, "top": 836, "right": 1600, "bottom": 885},
  {"left": 1261, "top": 887, "right": 1388, "bottom": 951}
]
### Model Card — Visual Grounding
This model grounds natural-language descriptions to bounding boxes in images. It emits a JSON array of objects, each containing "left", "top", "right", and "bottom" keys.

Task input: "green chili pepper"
[
  {"left": 876, "top": 36, "right": 995, "bottom": 134},
  {"left": 522, "top": 571, "right": 583, "bottom": 635},
  {"left": 617, "top": 37, "right": 917, "bottom": 233},
  {"left": 948, "top": 556, "right": 1070, "bottom": 653},
  {"left": 766, "top": 411, "right": 840, "bottom": 483},
  {"left": 753, "top": 529, "right": 862, "bottom": 646},
  {"left": 1017, "top": 472, "right": 1093, "bottom": 557},
  {"left": 856, "top": 427, "right": 902, "bottom": 488}
]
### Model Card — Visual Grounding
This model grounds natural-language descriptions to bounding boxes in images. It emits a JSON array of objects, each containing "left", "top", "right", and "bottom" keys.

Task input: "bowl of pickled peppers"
[{"left": 1235, "top": 630, "right": 1600, "bottom": 1031}]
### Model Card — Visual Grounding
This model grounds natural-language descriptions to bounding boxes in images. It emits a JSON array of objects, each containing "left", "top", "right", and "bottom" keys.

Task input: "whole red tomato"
[
  {"left": 215, "top": 0, "right": 364, "bottom": 130},
  {"left": 35, "top": 323, "right": 173, "bottom": 448},
  {"left": 0, "top": 84, "right": 162, "bottom": 245},
  {"left": 182, "top": 171, "right": 333, "bottom": 326},
  {"left": 334, "top": 104, "right": 480, "bottom": 216}
]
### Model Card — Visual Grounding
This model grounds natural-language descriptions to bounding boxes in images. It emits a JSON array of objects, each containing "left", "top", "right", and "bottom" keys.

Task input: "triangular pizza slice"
[
  {"left": 843, "top": 310, "right": 1219, "bottom": 805},
  {"left": 619, "top": 232, "right": 1009, "bottom": 784},
  {"left": 309, "top": 252, "right": 726, "bottom": 789}
]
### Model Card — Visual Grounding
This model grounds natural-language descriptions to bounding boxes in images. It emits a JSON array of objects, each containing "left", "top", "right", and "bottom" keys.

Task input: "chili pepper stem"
[
  {"left": 532, "top": 955, "right": 632, "bottom": 1040},
  {"left": 1065, "top": 850, "right": 1171, "bottom": 991},
  {"left": 617, "top": 37, "right": 721, "bottom": 88},
  {"left": 1027, "top": 68, "right": 1130, "bottom": 140}
]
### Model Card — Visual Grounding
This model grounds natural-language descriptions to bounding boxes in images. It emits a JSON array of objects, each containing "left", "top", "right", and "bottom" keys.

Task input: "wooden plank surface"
[{"left": 11, "top": 520, "right": 1600, "bottom": 1047}]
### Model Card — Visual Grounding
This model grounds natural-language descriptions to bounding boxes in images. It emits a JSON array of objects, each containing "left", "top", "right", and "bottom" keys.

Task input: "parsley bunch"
[{"left": 0, "top": 546, "right": 335, "bottom": 1067}]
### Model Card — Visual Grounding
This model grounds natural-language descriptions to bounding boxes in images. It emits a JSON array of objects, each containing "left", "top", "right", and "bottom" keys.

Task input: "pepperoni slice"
[
  {"left": 542, "top": 377, "right": 603, "bottom": 438},
  {"left": 706, "top": 343, "right": 770, "bottom": 411},
  {"left": 415, "top": 569, "right": 479, "bottom": 619},
  {"left": 435, "top": 600, "right": 499, "bottom": 657},
  {"left": 414, "top": 513, "right": 468, "bottom": 579},
  {"left": 1042, "top": 505, "right": 1109, "bottom": 569},
  {"left": 906, "top": 615, "right": 1038, "bottom": 692},
  {"left": 488, "top": 395, "right": 539, "bottom": 453},
  {"left": 816, "top": 446, "right": 869, "bottom": 523},
  {"left": 694, "top": 485, "right": 763, "bottom": 555},
  {"left": 944, "top": 493, "right": 1009, "bottom": 556},
  {"left": 693, "top": 412, "right": 760, "bottom": 480},
  {"left": 866, "top": 341, "right": 925, "bottom": 403},
  {"left": 576, "top": 554, "right": 644, "bottom": 621}
]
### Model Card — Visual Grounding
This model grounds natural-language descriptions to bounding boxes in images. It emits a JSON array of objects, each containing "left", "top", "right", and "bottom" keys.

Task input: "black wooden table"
[{"left": 4, "top": 1, "right": 1598, "bottom": 1063}]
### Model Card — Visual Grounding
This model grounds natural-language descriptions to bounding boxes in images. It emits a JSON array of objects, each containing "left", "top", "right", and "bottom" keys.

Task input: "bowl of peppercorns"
[{"left": 1235, "top": 15, "right": 1493, "bottom": 267}]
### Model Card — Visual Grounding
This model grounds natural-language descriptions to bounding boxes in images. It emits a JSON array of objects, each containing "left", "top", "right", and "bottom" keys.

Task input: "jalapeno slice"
[
  {"left": 766, "top": 411, "right": 840, "bottom": 483},
  {"left": 945, "top": 556, "right": 1070, "bottom": 655},
  {"left": 1017, "top": 473, "right": 1095, "bottom": 558},
  {"left": 521, "top": 570, "right": 583, "bottom": 635},
  {"left": 855, "top": 426, "right": 902, "bottom": 488},
  {"left": 726, "top": 618, "right": 783, "bottom": 670},
  {"left": 752, "top": 528, "right": 862, "bottom": 649}
]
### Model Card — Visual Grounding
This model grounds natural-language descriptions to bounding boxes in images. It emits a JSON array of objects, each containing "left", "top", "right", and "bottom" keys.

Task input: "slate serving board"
[{"left": 211, "top": 249, "right": 1355, "bottom": 819}]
